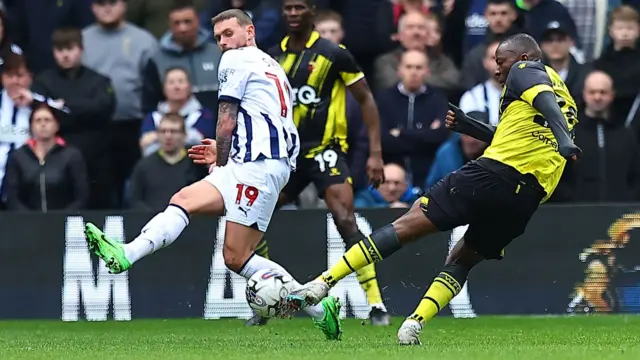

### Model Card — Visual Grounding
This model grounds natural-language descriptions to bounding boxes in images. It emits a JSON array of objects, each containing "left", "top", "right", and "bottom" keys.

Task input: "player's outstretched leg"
[
  {"left": 397, "top": 238, "right": 483, "bottom": 345},
  {"left": 324, "top": 183, "right": 391, "bottom": 326},
  {"left": 288, "top": 198, "right": 439, "bottom": 307},
  {"left": 85, "top": 181, "right": 224, "bottom": 274}
]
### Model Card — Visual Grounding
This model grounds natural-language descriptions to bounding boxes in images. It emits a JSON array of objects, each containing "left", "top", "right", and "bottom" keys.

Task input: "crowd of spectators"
[{"left": 1, "top": 0, "right": 640, "bottom": 212}]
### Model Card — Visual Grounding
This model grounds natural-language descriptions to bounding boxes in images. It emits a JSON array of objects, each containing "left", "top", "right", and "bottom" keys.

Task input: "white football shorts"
[{"left": 204, "top": 158, "right": 290, "bottom": 232}]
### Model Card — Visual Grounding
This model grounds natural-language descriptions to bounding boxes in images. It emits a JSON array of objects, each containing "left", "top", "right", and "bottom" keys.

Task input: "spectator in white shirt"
[{"left": 459, "top": 40, "right": 502, "bottom": 126}]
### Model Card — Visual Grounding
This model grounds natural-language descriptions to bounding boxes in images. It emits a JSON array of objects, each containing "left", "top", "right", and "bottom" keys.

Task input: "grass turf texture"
[{"left": 1, "top": 316, "right": 638, "bottom": 360}]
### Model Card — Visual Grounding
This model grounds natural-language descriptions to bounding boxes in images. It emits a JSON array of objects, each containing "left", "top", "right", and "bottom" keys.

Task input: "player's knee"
[
  {"left": 170, "top": 188, "right": 192, "bottom": 211},
  {"left": 334, "top": 212, "right": 356, "bottom": 236},
  {"left": 223, "top": 241, "right": 251, "bottom": 273}
]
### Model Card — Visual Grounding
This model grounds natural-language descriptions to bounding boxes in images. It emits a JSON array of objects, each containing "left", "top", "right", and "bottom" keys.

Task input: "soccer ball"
[{"left": 245, "top": 268, "right": 297, "bottom": 318}]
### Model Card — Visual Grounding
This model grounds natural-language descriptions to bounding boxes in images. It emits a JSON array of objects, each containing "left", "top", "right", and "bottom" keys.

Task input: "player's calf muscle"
[
  {"left": 223, "top": 223, "right": 262, "bottom": 272},
  {"left": 392, "top": 200, "right": 439, "bottom": 245}
]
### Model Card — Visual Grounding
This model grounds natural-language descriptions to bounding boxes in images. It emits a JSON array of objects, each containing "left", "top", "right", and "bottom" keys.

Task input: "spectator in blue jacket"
[
  {"left": 355, "top": 163, "right": 417, "bottom": 209},
  {"left": 425, "top": 111, "right": 489, "bottom": 189},
  {"left": 140, "top": 67, "right": 214, "bottom": 157},
  {"left": 376, "top": 49, "right": 449, "bottom": 189}
]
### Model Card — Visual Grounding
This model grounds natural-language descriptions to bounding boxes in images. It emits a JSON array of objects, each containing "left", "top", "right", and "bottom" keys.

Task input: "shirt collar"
[
  {"left": 280, "top": 30, "right": 321, "bottom": 51},
  {"left": 397, "top": 83, "right": 427, "bottom": 96}
]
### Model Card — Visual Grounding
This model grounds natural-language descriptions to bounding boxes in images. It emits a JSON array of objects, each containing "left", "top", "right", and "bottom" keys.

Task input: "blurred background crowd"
[{"left": 0, "top": 0, "right": 639, "bottom": 212}]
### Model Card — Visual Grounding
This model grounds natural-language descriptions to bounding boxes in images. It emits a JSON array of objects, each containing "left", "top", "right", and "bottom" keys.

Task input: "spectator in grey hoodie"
[
  {"left": 82, "top": 0, "right": 157, "bottom": 208},
  {"left": 142, "top": 0, "right": 222, "bottom": 115}
]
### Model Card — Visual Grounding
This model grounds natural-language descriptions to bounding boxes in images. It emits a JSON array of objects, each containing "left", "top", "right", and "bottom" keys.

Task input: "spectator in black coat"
[
  {"left": 4, "top": 0, "right": 93, "bottom": 74},
  {"left": 30, "top": 27, "right": 116, "bottom": 209},
  {"left": 522, "top": 0, "right": 579, "bottom": 48},
  {"left": 0, "top": 6, "right": 22, "bottom": 74},
  {"left": 128, "top": 113, "right": 206, "bottom": 211},
  {"left": 573, "top": 71, "right": 640, "bottom": 202},
  {"left": 376, "top": 49, "right": 449, "bottom": 189},
  {"left": 5, "top": 104, "right": 88, "bottom": 211},
  {"left": 594, "top": 5, "right": 640, "bottom": 129}
]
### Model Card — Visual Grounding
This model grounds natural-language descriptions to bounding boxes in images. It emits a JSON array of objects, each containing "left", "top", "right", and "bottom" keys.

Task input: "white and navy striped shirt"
[
  {"left": 217, "top": 46, "right": 300, "bottom": 170},
  {"left": 0, "top": 90, "right": 31, "bottom": 188}
]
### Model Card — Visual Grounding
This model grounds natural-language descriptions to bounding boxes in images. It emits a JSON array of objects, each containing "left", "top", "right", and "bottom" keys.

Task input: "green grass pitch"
[{"left": 1, "top": 316, "right": 639, "bottom": 359}]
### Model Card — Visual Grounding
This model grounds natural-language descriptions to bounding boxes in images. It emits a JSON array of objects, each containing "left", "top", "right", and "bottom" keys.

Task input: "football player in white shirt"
[{"left": 83, "top": 9, "right": 343, "bottom": 340}]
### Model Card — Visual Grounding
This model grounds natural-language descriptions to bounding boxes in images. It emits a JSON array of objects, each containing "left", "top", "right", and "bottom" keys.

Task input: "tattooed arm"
[{"left": 215, "top": 101, "right": 239, "bottom": 166}]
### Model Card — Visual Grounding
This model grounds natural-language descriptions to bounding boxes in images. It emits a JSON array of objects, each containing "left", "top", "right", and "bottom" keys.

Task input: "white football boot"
[{"left": 397, "top": 319, "right": 423, "bottom": 345}]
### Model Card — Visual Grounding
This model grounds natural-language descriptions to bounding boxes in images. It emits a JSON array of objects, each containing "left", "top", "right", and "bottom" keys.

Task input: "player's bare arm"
[
  {"left": 349, "top": 78, "right": 384, "bottom": 187},
  {"left": 216, "top": 101, "right": 239, "bottom": 166},
  {"left": 446, "top": 103, "right": 496, "bottom": 143}
]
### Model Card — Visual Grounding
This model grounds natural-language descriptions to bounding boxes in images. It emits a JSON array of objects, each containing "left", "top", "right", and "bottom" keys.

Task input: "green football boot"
[
  {"left": 84, "top": 222, "right": 131, "bottom": 274},
  {"left": 313, "top": 296, "right": 343, "bottom": 340}
]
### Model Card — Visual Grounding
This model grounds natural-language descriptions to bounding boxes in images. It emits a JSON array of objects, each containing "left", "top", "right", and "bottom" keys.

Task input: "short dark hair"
[
  {"left": 159, "top": 112, "right": 186, "bottom": 133},
  {"left": 29, "top": 104, "right": 57, "bottom": 126},
  {"left": 487, "top": 0, "right": 516, "bottom": 7},
  {"left": 164, "top": 66, "right": 190, "bottom": 80},
  {"left": 499, "top": 33, "right": 543, "bottom": 60},
  {"left": 211, "top": 9, "right": 254, "bottom": 27},
  {"left": 2, "top": 51, "right": 29, "bottom": 74},
  {"left": 52, "top": 27, "right": 83, "bottom": 49},
  {"left": 170, "top": 0, "right": 196, "bottom": 13}
]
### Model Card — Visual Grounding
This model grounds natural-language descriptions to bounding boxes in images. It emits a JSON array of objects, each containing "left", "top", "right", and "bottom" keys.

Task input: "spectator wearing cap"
[
  {"left": 521, "top": 0, "right": 581, "bottom": 55},
  {"left": 594, "top": 5, "right": 640, "bottom": 131},
  {"left": 373, "top": 12, "right": 460, "bottom": 93},
  {"left": 5, "top": 0, "right": 93, "bottom": 74},
  {"left": 572, "top": 70, "right": 640, "bottom": 202},
  {"left": 142, "top": 0, "right": 222, "bottom": 114},
  {"left": 31, "top": 27, "right": 116, "bottom": 209},
  {"left": 459, "top": 40, "right": 502, "bottom": 126},
  {"left": 376, "top": 49, "right": 449, "bottom": 189},
  {"left": 354, "top": 163, "right": 417, "bottom": 209},
  {"left": 540, "top": 21, "right": 588, "bottom": 104},
  {"left": 557, "top": 0, "right": 622, "bottom": 61},
  {"left": 83, "top": 0, "right": 158, "bottom": 207},
  {"left": 425, "top": 111, "right": 489, "bottom": 189},
  {"left": 4, "top": 104, "right": 88, "bottom": 211},
  {"left": 139, "top": 66, "right": 215, "bottom": 157},
  {"left": 461, "top": 0, "right": 522, "bottom": 90}
]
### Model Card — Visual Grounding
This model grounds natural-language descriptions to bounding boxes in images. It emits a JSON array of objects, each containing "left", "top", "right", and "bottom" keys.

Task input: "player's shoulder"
[
  {"left": 510, "top": 60, "right": 546, "bottom": 73},
  {"left": 219, "top": 48, "right": 249, "bottom": 65}
]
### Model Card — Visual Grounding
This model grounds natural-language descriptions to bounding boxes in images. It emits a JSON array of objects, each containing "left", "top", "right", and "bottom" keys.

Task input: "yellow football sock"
[
  {"left": 409, "top": 271, "right": 462, "bottom": 324},
  {"left": 319, "top": 224, "right": 401, "bottom": 287},
  {"left": 356, "top": 264, "right": 383, "bottom": 306},
  {"left": 255, "top": 238, "right": 269, "bottom": 259}
]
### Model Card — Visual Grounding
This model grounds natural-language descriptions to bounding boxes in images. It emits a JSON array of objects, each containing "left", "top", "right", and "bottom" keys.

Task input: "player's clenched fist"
[
  {"left": 188, "top": 138, "right": 217, "bottom": 166},
  {"left": 445, "top": 110, "right": 457, "bottom": 130}
]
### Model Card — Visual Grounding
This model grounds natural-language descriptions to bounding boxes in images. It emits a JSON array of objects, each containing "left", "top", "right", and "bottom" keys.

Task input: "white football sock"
[
  {"left": 237, "top": 254, "right": 326, "bottom": 321},
  {"left": 123, "top": 204, "right": 189, "bottom": 264}
]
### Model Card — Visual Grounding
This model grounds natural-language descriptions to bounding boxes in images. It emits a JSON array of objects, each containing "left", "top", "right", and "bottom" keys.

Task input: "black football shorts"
[
  {"left": 282, "top": 145, "right": 352, "bottom": 200},
  {"left": 420, "top": 158, "right": 546, "bottom": 259}
]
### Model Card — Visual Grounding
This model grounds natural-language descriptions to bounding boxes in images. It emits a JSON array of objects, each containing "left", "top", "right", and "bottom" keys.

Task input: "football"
[{"left": 245, "top": 268, "right": 297, "bottom": 318}]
